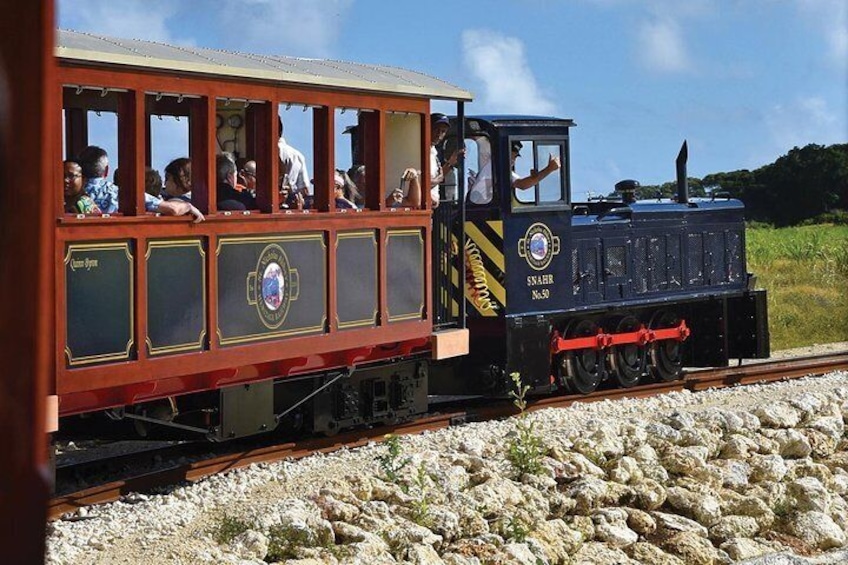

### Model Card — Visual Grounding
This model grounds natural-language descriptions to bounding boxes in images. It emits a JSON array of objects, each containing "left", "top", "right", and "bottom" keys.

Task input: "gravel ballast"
[{"left": 46, "top": 366, "right": 848, "bottom": 565}]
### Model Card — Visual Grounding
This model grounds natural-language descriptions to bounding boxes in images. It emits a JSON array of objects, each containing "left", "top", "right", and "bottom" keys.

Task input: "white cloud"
[
  {"left": 461, "top": 29, "right": 557, "bottom": 115},
  {"left": 218, "top": 0, "right": 353, "bottom": 57},
  {"left": 755, "top": 96, "right": 845, "bottom": 165},
  {"left": 58, "top": 0, "right": 176, "bottom": 43},
  {"left": 795, "top": 0, "right": 848, "bottom": 66},
  {"left": 636, "top": 16, "right": 691, "bottom": 73}
]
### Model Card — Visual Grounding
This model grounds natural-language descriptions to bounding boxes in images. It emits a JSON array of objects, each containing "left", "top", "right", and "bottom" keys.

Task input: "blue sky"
[{"left": 58, "top": 0, "right": 846, "bottom": 201}]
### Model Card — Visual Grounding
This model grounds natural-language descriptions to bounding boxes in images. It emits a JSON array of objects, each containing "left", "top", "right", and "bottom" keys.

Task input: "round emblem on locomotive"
[
  {"left": 518, "top": 222, "right": 561, "bottom": 271},
  {"left": 252, "top": 244, "right": 296, "bottom": 329},
  {"left": 529, "top": 232, "right": 549, "bottom": 262}
]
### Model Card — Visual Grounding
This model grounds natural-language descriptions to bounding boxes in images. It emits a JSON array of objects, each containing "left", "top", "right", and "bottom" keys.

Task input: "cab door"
[{"left": 502, "top": 136, "right": 572, "bottom": 316}]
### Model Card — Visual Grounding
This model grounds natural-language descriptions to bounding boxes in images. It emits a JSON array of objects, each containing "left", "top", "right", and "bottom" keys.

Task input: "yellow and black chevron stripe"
[{"left": 450, "top": 220, "right": 506, "bottom": 317}]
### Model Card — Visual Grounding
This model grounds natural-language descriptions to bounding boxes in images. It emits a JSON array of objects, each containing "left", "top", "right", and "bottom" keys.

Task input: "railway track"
[{"left": 49, "top": 351, "right": 848, "bottom": 520}]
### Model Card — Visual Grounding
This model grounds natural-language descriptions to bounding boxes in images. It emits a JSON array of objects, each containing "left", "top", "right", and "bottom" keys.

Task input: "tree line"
[{"left": 631, "top": 143, "right": 848, "bottom": 227}]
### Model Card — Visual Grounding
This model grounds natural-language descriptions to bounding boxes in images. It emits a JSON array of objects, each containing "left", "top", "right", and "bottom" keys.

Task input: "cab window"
[
  {"left": 511, "top": 138, "right": 566, "bottom": 207},
  {"left": 465, "top": 136, "right": 492, "bottom": 205}
]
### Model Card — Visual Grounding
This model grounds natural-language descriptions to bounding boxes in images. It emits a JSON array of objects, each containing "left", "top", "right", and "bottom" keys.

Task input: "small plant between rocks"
[
  {"left": 377, "top": 433, "right": 411, "bottom": 488},
  {"left": 408, "top": 462, "right": 432, "bottom": 526},
  {"left": 211, "top": 514, "right": 250, "bottom": 545},
  {"left": 506, "top": 372, "right": 546, "bottom": 477}
]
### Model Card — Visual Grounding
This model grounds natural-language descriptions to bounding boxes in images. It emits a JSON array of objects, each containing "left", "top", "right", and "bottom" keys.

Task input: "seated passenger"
[
  {"left": 63, "top": 160, "right": 101, "bottom": 214},
  {"left": 511, "top": 141, "right": 560, "bottom": 191},
  {"left": 145, "top": 167, "right": 163, "bottom": 197},
  {"left": 385, "top": 168, "right": 422, "bottom": 208},
  {"left": 279, "top": 175, "right": 305, "bottom": 210},
  {"left": 146, "top": 159, "right": 203, "bottom": 222},
  {"left": 334, "top": 172, "right": 356, "bottom": 209},
  {"left": 217, "top": 153, "right": 256, "bottom": 211},
  {"left": 239, "top": 160, "right": 257, "bottom": 197},
  {"left": 349, "top": 165, "right": 367, "bottom": 204},
  {"left": 338, "top": 169, "right": 363, "bottom": 207},
  {"left": 78, "top": 145, "right": 118, "bottom": 213},
  {"left": 163, "top": 158, "right": 192, "bottom": 202}
]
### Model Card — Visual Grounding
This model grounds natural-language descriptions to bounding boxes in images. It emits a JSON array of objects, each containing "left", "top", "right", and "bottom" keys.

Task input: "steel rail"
[{"left": 48, "top": 351, "right": 848, "bottom": 520}]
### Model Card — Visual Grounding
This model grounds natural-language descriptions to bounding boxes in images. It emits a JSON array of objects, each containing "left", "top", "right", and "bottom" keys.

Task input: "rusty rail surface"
[{"left": 49, "top": 351, "right": 848, "bottom": 520}]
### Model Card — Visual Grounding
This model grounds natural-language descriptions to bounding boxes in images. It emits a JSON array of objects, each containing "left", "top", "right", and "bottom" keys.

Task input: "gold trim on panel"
[
  {"left": 65, "top": 241, "right": 134, "bottom": 366},
  {"left": 216, "top": 233, "right": 325, "bottom": 255},
  {"left": 146, "top": 239, "right": 208, "bottom": 356}
]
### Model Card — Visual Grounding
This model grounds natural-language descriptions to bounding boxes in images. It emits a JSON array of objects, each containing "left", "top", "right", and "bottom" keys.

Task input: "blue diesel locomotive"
[{"left": 431, "top": 115, "right": 769, "bottom": 397}]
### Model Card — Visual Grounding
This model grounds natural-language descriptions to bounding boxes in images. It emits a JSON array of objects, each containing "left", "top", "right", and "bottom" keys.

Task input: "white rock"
[
  {"left": 651, "top": 511, "right": 709, "bottom": 538},
  {"left": 716, "top": 459, "right": 751, "bottom": 489},
  {"left": 786, "top": 511, "right": 847, "bottom": 550},
  {"left": 502, "top": 542, "right": 542, "bottom": 565},
  {"left": 592, "top": 508, "right": 638, "bottom": 548},
  {"left": 230, "top": 530, "right": 268, "bottom": 561},
  {"left": 787, "top": 476, "right": 831, "bottom": 513},
  {"left": 749, "top": 454, "right": 788, "bottom": 482},
  {"left": 755, "top": 402, "right": 802, "bottom": 428}
]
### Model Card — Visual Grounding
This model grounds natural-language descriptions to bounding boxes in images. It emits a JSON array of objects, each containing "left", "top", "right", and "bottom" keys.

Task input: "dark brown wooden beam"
[{"left": 0, "top": 2, "right": 53, "bottom": 562}]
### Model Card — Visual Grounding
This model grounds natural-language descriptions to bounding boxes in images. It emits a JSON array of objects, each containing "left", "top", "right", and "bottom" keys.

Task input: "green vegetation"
[
  {"left": 747, "top": 224, "right": 848, "bottom": 350},
  {"left": 408, "top": 463, "right": 432, "bottom": 526},
  {"left": 638, "top": 143, "right": 847, "bottom": 228},
  {"left": 377, "top": 434, "right": 411, "bottom": 487},
  {"left": 211, "top": 514, "right": 251, "bottom": 545},
  {"left": 506, "top": 372, "right": 546, "bottom": 477}
]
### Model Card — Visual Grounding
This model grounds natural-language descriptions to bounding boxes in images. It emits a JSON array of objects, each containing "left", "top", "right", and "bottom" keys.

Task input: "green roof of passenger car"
[{"left": 56, "top": 29, "right": 473, "bottom": 102}]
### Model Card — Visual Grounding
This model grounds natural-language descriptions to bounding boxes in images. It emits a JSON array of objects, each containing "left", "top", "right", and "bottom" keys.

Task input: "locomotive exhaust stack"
[{"left": 677, "top": 140, "right": 689, "bottom": 204}]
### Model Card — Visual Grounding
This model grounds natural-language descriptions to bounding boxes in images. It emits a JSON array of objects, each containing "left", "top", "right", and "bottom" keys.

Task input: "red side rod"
[{"left": 551, "top": 320, "right": 690, "bottom": 354}]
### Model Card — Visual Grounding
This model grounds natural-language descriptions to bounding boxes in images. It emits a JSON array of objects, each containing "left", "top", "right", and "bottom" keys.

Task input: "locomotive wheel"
[
  {"left": 559, "top": 319, "right": 602, "bottom": 394},
  {"left": 608, "top": 315, "right": 644, "bottom": 388},
  {"left": 648, "top": 310, "right": 684, "bottom": 381}
]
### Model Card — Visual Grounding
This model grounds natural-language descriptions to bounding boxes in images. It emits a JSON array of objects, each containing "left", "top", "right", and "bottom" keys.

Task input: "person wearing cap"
[
  {"left": 510, "top": 140, "right": 561, "bottom": 191},
  {"left": 334, "top": 171, "right": 357, "bottom": 209},
  {"left": 429, "top": 113, "right": 465, "bottom": 209}
]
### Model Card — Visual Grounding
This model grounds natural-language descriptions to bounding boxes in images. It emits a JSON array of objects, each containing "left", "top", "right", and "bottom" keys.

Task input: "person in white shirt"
[
  {"left": 429, "top": 114, "right": 464, "bottom": 209},
  {"left": 277, "top": 118, "right": 311, "bottom": 198}
]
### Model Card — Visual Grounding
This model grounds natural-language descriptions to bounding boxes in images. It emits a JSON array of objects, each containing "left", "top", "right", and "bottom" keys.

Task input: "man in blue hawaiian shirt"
[{"left": 78, "top": 145, "right": 119, "bottom": 213}]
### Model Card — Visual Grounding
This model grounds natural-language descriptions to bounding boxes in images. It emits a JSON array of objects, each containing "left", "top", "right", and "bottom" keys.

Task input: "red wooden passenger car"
[{"left": 52, "top": 30, "right": 471, "bottom": 438}]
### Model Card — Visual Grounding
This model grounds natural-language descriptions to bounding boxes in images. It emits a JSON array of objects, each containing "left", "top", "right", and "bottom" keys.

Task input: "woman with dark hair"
[{"left": 163, "top": 157, "right": 192, "bottom": 202}]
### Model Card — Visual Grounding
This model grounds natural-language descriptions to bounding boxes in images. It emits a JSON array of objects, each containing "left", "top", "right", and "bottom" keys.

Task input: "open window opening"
[
  {"left": 277, "top": 102, "right": 315, "bottom": 211},
  {"left": 147, "top": 93, "right": 191, "bottom": 206},
  {"left": 384, "top": 112, "right": 423, "bottom": 210},
  {"left": 334, "top": 107, "right": 369, "bottom": 210},
  {"left": 62, "top": 86, "right": 123, "bottom": 215}
]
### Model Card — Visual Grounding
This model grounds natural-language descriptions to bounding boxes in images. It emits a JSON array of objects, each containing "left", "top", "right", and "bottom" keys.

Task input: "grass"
[{"left": 746, "top": 224, "right": 848, "bottom": 350}]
